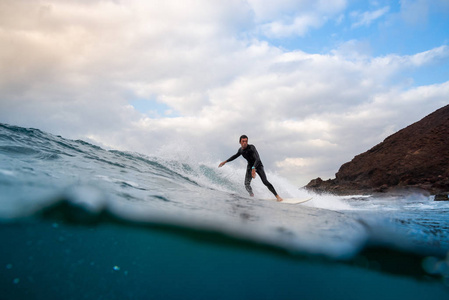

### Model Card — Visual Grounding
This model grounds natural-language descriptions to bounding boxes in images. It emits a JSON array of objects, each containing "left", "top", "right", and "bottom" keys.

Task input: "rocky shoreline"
[{"left": 305, "top": 105, "right": 449, "bottom": 199}]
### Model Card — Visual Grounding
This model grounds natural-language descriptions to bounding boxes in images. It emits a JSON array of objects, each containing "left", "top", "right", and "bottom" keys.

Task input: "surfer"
[{"left": 219, "top": 135, "right": 283, "bottom": 202}]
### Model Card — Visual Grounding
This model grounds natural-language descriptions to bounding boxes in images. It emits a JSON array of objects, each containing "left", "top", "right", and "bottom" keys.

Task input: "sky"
[{"left": 1, "top": 0, "right": 448, "bottom": 187}]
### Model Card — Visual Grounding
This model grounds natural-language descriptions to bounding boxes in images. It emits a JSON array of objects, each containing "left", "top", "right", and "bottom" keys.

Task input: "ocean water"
[{"left": 1, "top": 122, "right": 448, "bottom": 299}]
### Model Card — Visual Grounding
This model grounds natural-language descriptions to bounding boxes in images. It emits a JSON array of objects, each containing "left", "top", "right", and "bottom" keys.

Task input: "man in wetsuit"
[{"left": 219, "top": 135, "right": 283, "bottom": 202}]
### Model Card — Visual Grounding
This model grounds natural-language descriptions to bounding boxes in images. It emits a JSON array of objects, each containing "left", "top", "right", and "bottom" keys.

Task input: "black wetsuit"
[{"left": 226, "top": 144, "right": 278, "bottom": 196}]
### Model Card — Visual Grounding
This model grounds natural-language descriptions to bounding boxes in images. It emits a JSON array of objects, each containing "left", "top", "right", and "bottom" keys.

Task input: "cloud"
[
  {"left": 351, "top": 6, "right": 390, "bottom": 28},
  {"left": 248, "top": 0, "right": 347, "bottom": 38},
  {"left": 121, "top": 46, "right": 448, "bottom": 185},
  {"left": 0, "top": 0, "right": 448, "bottom": 187},
  {"left": 260, "top": 14, "right": 323, "bottom": 38}
]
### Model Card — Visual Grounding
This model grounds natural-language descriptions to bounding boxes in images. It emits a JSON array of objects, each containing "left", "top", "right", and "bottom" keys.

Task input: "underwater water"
[{"left": 1, "top": 123, "right": 448, "bottom": 299}]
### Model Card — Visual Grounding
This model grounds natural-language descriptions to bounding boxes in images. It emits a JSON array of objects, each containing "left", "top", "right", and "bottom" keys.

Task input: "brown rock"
[{"left": 305, "top": 104, "right": 449, "bottom": 195}]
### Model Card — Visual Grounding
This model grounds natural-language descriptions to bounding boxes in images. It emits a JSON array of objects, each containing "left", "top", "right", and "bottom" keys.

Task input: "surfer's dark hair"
[{"left": 239, "top": 135, "right": 248, "bottom": 142}]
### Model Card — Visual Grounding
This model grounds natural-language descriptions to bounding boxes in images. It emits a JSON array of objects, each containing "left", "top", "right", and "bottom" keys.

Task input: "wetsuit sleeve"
[
  {"left": 250, "top": 145, "right": 262, "bottom": 169},
  {"left": 226, "top": 149, "right": 241, "bottom": 163}
]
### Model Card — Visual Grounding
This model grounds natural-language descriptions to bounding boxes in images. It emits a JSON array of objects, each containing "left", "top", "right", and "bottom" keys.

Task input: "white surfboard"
[{"left": 263, "top": 197, "right": 313, "bottom": 204}]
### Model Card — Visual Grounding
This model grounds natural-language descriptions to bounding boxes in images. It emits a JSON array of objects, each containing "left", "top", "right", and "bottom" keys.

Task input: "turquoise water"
[{"left": 1, "top": 123, "right": 448, "bottom": 299}]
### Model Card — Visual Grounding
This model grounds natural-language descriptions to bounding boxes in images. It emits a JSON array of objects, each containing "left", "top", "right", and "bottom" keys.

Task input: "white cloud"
[
  {"left": 248, "top": 0, "right": 347, "bottom": 38},
  {"left": 260, "top": 14, "right": 322, "bottom": 38},
  {"left": 277, "top": 157, "right": 310, "bottom": 168},
  {"left": 351, "top": 6, "right": 390, "bottom": 28},
  {"left": 408, "top": 45, "right": 449, "bottom": 66},
  {"left": 0, "top": 0, "right": 448, "bottom": 187}
]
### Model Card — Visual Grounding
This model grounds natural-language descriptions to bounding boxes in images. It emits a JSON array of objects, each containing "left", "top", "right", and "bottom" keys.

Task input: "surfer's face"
[{"left": 240, "top": 138, "right": 248, "bottom": 149}]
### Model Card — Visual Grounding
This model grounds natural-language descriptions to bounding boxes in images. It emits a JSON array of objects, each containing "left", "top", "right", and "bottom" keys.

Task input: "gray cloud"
[{"left": 1, "top": 0, "right": 448, "bottom": 186}]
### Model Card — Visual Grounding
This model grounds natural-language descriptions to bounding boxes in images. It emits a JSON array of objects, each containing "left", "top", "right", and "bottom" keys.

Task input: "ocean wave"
[{"left": 1, "top": 122, "right": 448, "bottom": 277}]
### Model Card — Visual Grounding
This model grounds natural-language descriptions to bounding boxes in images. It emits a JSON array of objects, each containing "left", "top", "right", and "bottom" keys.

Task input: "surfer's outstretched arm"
[{"left": 219, "top": 150, "right": 241, "bottom": 168}]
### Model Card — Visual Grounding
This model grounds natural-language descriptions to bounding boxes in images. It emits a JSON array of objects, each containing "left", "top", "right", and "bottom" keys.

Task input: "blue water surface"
[{"left": 1, "top": 123, "right": 448, "bottom": 299}]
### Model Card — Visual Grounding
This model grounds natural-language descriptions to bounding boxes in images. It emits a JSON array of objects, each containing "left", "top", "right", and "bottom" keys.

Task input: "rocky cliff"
[{"left": 305, "top": 104, "right": 449, "bottom": 195}]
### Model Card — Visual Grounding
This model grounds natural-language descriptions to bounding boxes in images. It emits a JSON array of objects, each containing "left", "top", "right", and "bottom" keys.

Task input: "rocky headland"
[{"left": 305, "top": 104, "right": 449, "bottom": 196}]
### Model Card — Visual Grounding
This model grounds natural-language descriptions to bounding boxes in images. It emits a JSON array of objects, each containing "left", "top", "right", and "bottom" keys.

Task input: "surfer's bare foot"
[
  {"left": 250, "top": 193, "right": 254, "bottom": 197},
  {"left": 276, "top": 195, "right": 283, "bottom": 202}
]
